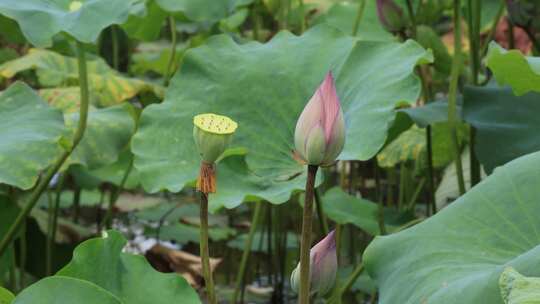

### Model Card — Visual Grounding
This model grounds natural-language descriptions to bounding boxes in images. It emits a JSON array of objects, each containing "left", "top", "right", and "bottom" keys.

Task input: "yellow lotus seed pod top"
[
  {"left": 193, "top": 113, "right": 238, "bottom": 164},
  {"left": 193, "top": 113, "right": 238, "bottom": 135},
  {"left": 69, "top": 1, "right": 83, "bottom": 12}
]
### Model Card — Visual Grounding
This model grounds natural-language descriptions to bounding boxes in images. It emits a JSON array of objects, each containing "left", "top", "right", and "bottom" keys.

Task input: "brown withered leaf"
[{"left": 146, "top": 244, "right": 222, "bottom": 289}]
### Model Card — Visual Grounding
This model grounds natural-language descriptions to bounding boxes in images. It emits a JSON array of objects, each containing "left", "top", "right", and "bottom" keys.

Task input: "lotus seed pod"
[
  {"left": 294, "top": 72, "right": 345, "bottom": 167},
  {"left": 290, "top": 230, "right": 338, "bottom": 296},
  {"left": 193, "top": 113, "right": 238, "bottom": 164}
]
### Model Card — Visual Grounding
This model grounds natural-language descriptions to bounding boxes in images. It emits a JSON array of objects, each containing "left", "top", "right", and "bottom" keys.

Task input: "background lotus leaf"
[
  {"left": 0, "top": 49, "right": 164, "bottom": 107},
  {"left": 0, "top": 82, "right": 65, "bottom": 189},
  {"left": 486, "top": 42, "right": 540, "bottom": 96},
  {"left": 0, "top": 0, "right": 136, "bottom": 47}
]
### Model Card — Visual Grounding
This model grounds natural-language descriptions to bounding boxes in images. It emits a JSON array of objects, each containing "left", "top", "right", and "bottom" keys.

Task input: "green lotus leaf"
[
  {"left": 486, "top": 42, "right": 540, "bottom": 96},
  {"left": 321, "top": 187, "right": 414, "bottom": 236},
  {"left": 57, "top": 230, "right": 200, "bottom": 304},
  {"left": 122, "top": 0, "right": 167, "bottom": 41},
  {"left": 0, "top": 0, "right": 137, "bottom": 47},
  {"left": 312, "top": 1, "right": 394, "bottom": 41},
  {"left": 130, "top": 42, "right": 185, "bottom": 76},
  {"left": 364, "top": 150, "right": 540, "bottom": 304},
  {"left": 208, "top": 155, "right": 317, "bottom": 212},
  {"left": 131, "top": 25, "right": 432, "bottom": 195},
  {"left": 0, "top": 285, "right": 14, "bottom": 304},
  {"left": 0, "top": 82, "right": 66, "bottom": 189},
  {"left": 0, "top": 49, "right": 164, "bottom": 107},
  {"left": 40, "top": 87, "right": 98, "bottom": 113},
  {"left": 65, "top": 103, "right": 136, "bottom": 169},
  {"left": 377, "top": 123, "right": 468, "bottom": 169},
  {"left": 70, "top": 149, "right": 140, "bottom": 189},
  {"left": 155, "top": 0, "right": 253, "bottom": 23},
  {"left": 463, "top": 85, "right": 540, "bottom": 174},
  {"left": 13, "top": 276, "right": 122, "bottom": 304},
  {"left": 399, "top": 99, "right": 463, "bottom": 128},
  {"left": 500, "top": 267, "right": 540, "bottom": 304}
]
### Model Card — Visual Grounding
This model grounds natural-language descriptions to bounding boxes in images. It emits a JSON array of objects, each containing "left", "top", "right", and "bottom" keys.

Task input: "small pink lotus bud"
[
  {"left": 376, "top": 0, "right": 406, "bottom": 33},
  {"left": 290, "top": 230, "right": 338, "bottom": 296},
  {"left": 294, "top": 73, "right": 345, "bottom": 166}
]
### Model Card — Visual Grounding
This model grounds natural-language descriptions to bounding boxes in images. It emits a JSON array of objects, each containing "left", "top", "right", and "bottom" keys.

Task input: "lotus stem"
[
  {"left": 467, "top": 0, "right": 482, "bottom": 186},
  {"left": 200, "top": 192, "right": 217, "bottom": 304},
  {"left": 72, "top": 188, "right": 81, "bottom": 223},
  {"left": 340, "top": 262, "right": 364, "bottom": 296},
  {"left": 0, "top": 40, "right": 90, "bottom": 257},
  {"left": 298, "top": 164, "right": 319, "bottom": 304},
  {"left": 351, "top": 0, "right": 366, "bottom": 36},
  {"left": 449, "top": 0, "right": 466, "bottom": 195},
  {"left": 19, "top": 218, "right": 27, "bottom": 289},
  {"left": 480, "top": 2, "right": 505, "bottom": 57},
  {"left": 405, "top": 0, "right": 417, "bottom": 38},
  {"left": 164, "top": 15, "right": 177, "bottom": 86},
  {"left": 111, "top": 25, "right": 120, "bottom": 70},
  {"left": 101, "top": 156, "right": 134, "bottom": 229},
  {"left": 46, "top": 173, "right": 65, "bottom": 276},
  {"left": 426, "top": 125, "right": 436, "bottom": 214},
  {"left": 232, "top": 201, "right": 263, "bottom": 303}
]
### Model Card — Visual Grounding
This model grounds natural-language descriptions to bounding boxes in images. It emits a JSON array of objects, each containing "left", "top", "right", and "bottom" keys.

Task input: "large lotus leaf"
[
  {"left": 70, "top": 149, "right": 140, "bottom": 189},
  {"left": 0, "top": 0, "right": 136, "bottom": 47},
  {"left": 0, "top": 82, "right": 65, "bottom": 189},
  {"left": 399, "top": 98, "right": 463, "bottom": 128},
  {"left": 155, "top": 0, "right": 253, "bottom": 23},
  {"left": 0, "top": 49, "right": 164, "bottom": 107},
  {"left": 0, "top": 286, "right": 14, "bottom": 304},
  {"left": 364, "top": 150, "right": 540, "bottom": 304},
  {"left": 500, "top": 268, "right": 540, "bottom": 304},
  {"left": 208, "top": 155, "right": 319, "bottom": 212},
  {"left": 377, "top": 125, "right": 424, "bottom": 167},
  {"left": 131, "top": 25, "right": 432, "bottom": 194},
  {"left": 486, "top": 42, "right": 540, "bottom": 96},
  {"left": 57, "top": 230, "right": 200, "bottom": 304},
  {"left": 312, "top": 1, "right": 394, "bottom": 41},
  {"left": 122, "top": 0, "right": 167, "bottom": 41},
  {"left": 0, "top": 15, "right": 25, "bottom": 44},
  {"left": 377, "top": 123, "right": 468, "bottom": 169},
  {"left": 463, "top": 85, "right": 540, "bottom": 174},
  {"left": 321, "top": 187, "right": 414, "bottom": 236},
  {"left": 40, "top": 87, "right": 98, "bottom": 113},
  {"left": 13, "top": 276, "right": 122, "bottom": 304},
  {"left": 130, "top": 42, "right": 185, "bottom": 76},
  {"left": 65, "top": 103, "right": 136, "bottom": 169}
]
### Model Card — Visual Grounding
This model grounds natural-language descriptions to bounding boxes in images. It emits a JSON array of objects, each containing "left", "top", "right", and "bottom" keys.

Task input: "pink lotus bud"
[
  {"left": 290, "top": 230, "right": 338, "bottom": 296},
  {"left": 376, "top": 0, "right": 406, "bottom": 33},
  {"left": 294, "top": 73, "right": 345, "bottom": 166}
]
